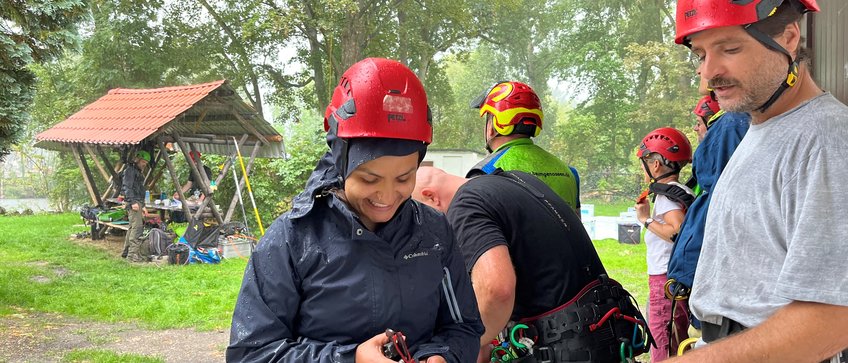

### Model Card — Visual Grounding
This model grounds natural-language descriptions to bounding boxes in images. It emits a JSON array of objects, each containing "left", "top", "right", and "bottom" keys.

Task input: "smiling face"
[
  {"left": 690, "top": 26, "right": 789, "bottom": 114},
  {"left": 343, "top": 152, "right": 419, "bottom": 231}
]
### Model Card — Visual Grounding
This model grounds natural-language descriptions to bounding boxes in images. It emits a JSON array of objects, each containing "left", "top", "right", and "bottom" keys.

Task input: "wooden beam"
[
  {"left": 185, "top": 141, "right": 224, "bottom": 224},
  {"left": 144, "top": 148, "right": 164, "bottom": 189},
  {"left": 217, "top": 135, "right": 249, "bottom": 223},
  {"left": 230, "top": 110, "right": 270, "bottom": 146},
  {"left": 225, "top": 137, "right": 262, "bottom": 223},
  {"left": 159, "top": 138, "right": 193, "bottom": 220},
  {"left": 95, "top": 146, "right": 120, "bottom": 185},
  {"left": 174, "top": 135, "right": 223, "bottom": 224},
  {"left": 83, "top": 144, "right": 110, "bottom": 181},
  {"left": 72, "top": 144, "right": 102, "bottom": 206}
]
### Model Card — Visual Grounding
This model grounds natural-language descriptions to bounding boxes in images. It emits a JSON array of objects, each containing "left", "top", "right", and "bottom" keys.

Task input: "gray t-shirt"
[{"left": 692, "top": 93, "right": 848, "bottom": 330}]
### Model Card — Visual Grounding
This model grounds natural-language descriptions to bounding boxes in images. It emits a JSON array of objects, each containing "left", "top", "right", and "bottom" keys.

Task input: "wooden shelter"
[{"left": 34, "top": 80, "right": 283, "bottom": 230}]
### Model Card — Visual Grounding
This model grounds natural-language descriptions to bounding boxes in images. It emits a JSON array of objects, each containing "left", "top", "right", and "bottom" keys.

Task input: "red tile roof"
[{"left": 35, "top": 80, "right": 227, "bottom": 146}]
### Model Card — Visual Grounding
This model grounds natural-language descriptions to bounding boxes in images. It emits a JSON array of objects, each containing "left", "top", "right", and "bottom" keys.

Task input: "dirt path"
[{"left": 0, "top": 308, "right": 228, "bottom": 362}]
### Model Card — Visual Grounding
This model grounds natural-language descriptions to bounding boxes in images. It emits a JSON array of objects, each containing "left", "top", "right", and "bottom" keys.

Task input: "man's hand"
[
  {"left": 477, "top": 343, "right": 494, "bottom": 363},
  {"left": 355, "top": 333, "right": 395, "bottom": 363}
]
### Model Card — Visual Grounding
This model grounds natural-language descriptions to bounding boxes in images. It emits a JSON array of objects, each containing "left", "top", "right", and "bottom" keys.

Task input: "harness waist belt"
[
  {"left": 700, "top": 318, "right": 745, "bottom": 343},
  {"left": 518, "top": 275, "right": 653, "bottom": 363}
]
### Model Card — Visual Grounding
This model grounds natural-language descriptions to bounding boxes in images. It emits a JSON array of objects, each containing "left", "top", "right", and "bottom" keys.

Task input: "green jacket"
[{"left": 467, "top": 138, "right": 580, "bottom": 212}]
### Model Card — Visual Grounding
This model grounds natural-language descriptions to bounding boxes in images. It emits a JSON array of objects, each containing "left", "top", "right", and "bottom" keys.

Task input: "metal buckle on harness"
[{"left": 534, "top": 346, "right": 554, "bottom": 363}]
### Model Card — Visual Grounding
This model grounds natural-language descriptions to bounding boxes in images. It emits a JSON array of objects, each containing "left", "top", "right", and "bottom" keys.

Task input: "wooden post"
[
  {"left": 225, "top": 137, "right": 262, "bottom": 222},
  {"left": 72, "top": 144, "right": 103, "bottom": 206},
  {"left": 159, "top": 138, "right": 193, "bottom": 220},
  {"left": 144, "top": 148, "right": 164, "bottom": 190},
  {"left": 84, "top": 144, "right": 110, "bottom": 181},
  {"left": 174, "top": 135, "right": 223, "bottom": 224},
  {"left": 96, "top": 146, "right": 122, "bottom": 199}
]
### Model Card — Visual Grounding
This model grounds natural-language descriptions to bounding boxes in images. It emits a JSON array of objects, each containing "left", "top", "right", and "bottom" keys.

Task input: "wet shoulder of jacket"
[{"left": 411, "top": 199, "right": 457, "bottom": 252}]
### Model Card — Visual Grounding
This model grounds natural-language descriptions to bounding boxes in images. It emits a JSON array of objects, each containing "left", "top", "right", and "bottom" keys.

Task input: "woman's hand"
[
  {"left": 420, "top": 355, "right": 447, "bottom": 363},
  {"left": 635, "top": 199, "right": 651, "bottom": 223},
  {"left": 356, "top": 333, "right": 395, "bottom": 362}
]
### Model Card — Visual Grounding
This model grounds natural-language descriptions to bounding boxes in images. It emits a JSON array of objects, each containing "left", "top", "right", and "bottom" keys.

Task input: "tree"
[{"left": 0, "top": 0, "right": 87, "bottom": 161}]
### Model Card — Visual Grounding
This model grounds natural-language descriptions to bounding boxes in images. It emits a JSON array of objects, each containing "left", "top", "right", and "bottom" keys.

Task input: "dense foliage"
[{"left": 3, "top": 0, "right": 703, "bottom": 213}]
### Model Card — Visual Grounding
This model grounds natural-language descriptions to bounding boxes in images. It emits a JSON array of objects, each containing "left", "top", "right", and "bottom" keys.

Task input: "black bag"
[
  {"left": 167, "top": 243, "right": 190, "bottom": 265},
  {"left": 148, "top": 228, "right": 176, "bottom": 257},
  {"left": 80, "top": 205, "right": 101, "bottom": 221},
  {"left": 183, "top": 219, "right": 221, "bottom": 249}
]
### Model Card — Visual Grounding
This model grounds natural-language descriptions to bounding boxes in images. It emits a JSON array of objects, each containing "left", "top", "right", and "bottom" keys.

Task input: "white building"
[{"left": 422, "top": 149, "right": 485, "bottom": 177}]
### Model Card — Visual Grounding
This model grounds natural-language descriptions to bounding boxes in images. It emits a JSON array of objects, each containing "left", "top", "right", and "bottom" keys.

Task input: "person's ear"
[
  {"left": 419, "top": 188, "right": 440, "bottom": 208},
  {"left": 782, "top": 22, "right": 802, "bottom": 59},
  {"left": 422, "top": 188, "right": 438, "bottom": 203}
]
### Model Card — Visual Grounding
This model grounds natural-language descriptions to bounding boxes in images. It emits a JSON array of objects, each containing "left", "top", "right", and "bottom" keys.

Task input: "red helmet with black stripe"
[
  {"left": 637, "top": 127, "right": 692, "bottom": 164},
  {"left": 324, "top": 58, "right": 432, "bottom": 144},
  {"left": 674, "top": 0, "right": 819, "bottom": 46},
  {"left": 693, "top": 95, "right": 720, "bottom": 119}
]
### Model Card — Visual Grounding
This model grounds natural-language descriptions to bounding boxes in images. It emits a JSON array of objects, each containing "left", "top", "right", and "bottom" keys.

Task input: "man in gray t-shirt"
[{"left": 670, "top": 0, "right": 848, "bottom": 362}]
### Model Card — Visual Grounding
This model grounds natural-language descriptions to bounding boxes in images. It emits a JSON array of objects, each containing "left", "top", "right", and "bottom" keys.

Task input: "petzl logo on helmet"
[
  {"left": 684, "top": 9, "right": 697, "bottom": 18},
  {"left": 388, "top": 113, "right": 407, "bottom": 123}
]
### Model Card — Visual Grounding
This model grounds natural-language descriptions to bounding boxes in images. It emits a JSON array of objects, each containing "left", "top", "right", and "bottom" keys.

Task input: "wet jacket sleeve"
[
  {"left": 226, "top": 225, "right": 358, "bottom": 363},
  {"left": 413, "top": 227, "right": 484, "bottom": 363},
  {"left": 120, "top": 166, "right": 143, "bottom": 202}
]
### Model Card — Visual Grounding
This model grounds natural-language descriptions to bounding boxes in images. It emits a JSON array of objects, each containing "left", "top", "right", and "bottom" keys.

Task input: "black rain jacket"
[{"left": 227, "top": 150, "right": 483, "bottom": 362}]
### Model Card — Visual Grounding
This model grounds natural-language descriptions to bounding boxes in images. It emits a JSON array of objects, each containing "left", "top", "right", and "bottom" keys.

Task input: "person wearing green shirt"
[{"left": 467, "top": 81, "right": 580, "bottom": 213}]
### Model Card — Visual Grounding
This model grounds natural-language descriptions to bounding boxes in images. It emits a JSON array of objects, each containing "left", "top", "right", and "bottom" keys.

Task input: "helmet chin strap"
[
  {"left": 641, "top": 157, "right": 679, "bottom": 184},
  {"left": 485, "top": 134, "right": 496, "bottom": 153},
  {"left": 743, "top": 24, "right": 800, "bottom": 114}
]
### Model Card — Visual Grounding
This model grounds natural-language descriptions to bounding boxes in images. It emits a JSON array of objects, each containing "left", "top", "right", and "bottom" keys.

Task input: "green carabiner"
[
  {"left": 510, "top": 323, "right": 530, "bottom": 349},
  {"left": 619, "top": 341, "right": 633, "bottom": 363},
  {"left": 491, "top": 346, "right": 512, "bottom": 362}
]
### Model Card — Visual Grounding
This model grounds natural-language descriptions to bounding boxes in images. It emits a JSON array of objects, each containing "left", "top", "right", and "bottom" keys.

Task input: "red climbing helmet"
[
  {"left": 675, "top": 0, "right": 820, "bottom": 45},
  {"left": 324, "top": 58, "right": 432, "bottom": 144},
  {"left": 693, "top": 95, "right": 720, "bottom": 119},
  {"left": 637, "top": 127, "right": 693, "bottom": 164},
  {"left": 473, "top": 81, "right": 543, "bottom": 137}
]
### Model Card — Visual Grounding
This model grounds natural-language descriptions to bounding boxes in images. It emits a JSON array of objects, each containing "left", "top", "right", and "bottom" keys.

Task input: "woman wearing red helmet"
[
  {"left": 635, "top": 127, "right": 694, "bottom": 362},
  {"left": 671, "top": 1, "right": 848, "bottom": 362},
  {"left": 227, "top": 58, "right": 483, "bottom": 363}
]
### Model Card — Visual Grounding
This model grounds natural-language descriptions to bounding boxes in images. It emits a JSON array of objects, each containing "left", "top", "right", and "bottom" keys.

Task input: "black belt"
[
  {"left": 700, "top": 318, "right": 745, "bottom": 343},
  {"left": 702, "top": 318, "right": 848, "bottom": 363}
]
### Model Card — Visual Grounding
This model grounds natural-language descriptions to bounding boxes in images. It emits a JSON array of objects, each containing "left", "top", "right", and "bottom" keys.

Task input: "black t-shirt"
[
  {"left": 188, "top": 165, "right": 213, "bottom": 196},
  {"left": 446, "top": 170, "right": 607, "bottom": 319}
]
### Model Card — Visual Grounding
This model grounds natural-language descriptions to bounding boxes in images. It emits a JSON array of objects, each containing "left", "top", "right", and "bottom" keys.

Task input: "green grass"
[
  {"left": 592, "top": 238, "right": 648, "bottom": 307},
  {"left": 0, "top": 213, "right": 247, "bottom": 330},
  {"left": 583, "top": 198, "right": 635, "bottom": 217},
  {"left": 63, "top": 349, "right": 164, "bottom": 363},
  {"left": 0, "top": 211, "right": 649, "bottom": 331}
]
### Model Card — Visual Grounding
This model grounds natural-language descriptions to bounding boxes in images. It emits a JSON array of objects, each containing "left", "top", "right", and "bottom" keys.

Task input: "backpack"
[
  {"left": 80, "top": 205, "right": 101, "bottom": 221},
  {"left": 649, "top": 182, "right": 695, "bottom": 211},
  {"left": 167, "top": 242, "right": 191, "bottom": 265},
  {"left": 148, "top": 228, "right": 176, "bottom": 257}
]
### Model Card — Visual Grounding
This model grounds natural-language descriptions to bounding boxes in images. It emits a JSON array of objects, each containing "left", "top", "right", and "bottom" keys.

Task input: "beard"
[{"left": 710, "top": 54, "right": 789, "bottom": 113}]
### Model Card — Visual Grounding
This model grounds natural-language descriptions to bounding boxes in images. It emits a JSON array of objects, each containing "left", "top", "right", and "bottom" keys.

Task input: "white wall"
[{"left": 422, "top": 149, "right": 485, "bottom": 177}]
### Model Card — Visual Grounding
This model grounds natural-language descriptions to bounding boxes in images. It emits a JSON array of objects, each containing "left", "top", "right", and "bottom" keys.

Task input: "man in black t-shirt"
[{"left": 413, "top": 166, "right": 608, "bottom": 360}]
